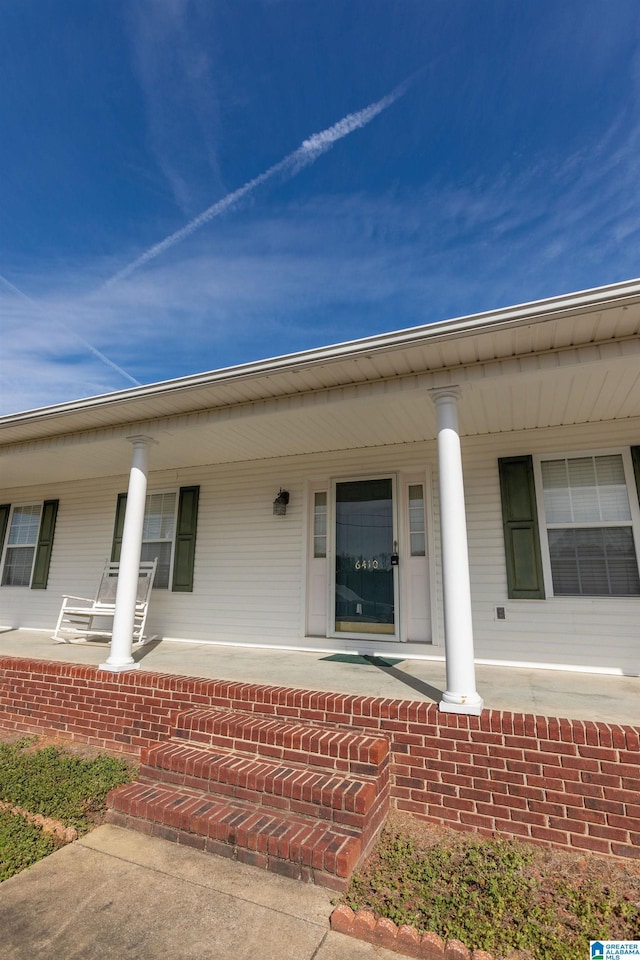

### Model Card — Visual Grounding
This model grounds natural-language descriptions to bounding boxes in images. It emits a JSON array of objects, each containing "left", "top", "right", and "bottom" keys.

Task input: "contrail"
[
  {"left": 100, "top": 75, "right": 415, "bottom": 290},
  {"left": 0, "top": 273, "right": 141, "bottom": 386}
]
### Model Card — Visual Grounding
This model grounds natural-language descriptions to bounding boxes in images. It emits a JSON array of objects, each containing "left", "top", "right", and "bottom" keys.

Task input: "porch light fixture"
[{"left": 273, "top": 488, "right": 290, "bottom": 516}]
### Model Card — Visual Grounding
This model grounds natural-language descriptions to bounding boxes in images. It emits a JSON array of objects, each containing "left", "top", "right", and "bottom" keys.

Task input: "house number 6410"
[{"left": 355, "top": 559, "right": 379, "bottom": 570}]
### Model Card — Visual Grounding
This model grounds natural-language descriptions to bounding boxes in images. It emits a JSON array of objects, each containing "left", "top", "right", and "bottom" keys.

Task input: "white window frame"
[
  {"left": 1, "top": 503, "right": 43, "bottom": 588},
  {"left": 141, "top": 490, "right": 179, "bottom": 590},
  {"left": 533, "top": 448, "right": 640, "bottom": 598}
]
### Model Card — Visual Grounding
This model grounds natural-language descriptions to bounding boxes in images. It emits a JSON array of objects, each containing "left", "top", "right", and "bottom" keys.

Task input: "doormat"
[{"left": 320, "top": 654, "right": 405, "bottom": 667}]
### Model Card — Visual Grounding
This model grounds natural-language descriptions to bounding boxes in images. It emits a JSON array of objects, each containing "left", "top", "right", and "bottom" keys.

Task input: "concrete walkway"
[
  {"left": 0, "top": 825, "right": 395, "bottom": 960},
  {"left": 1, "top": 629, "right": 639, "bottom": 724}
]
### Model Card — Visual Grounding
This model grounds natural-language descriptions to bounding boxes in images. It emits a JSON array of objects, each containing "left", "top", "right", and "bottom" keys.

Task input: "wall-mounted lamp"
[{"left": 273, "top": 488, "right": 290, "bottom": 516}]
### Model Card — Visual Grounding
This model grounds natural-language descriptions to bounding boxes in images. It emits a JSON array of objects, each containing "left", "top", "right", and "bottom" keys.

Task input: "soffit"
[{"left": 1, "top": 281, "right": 639, "bottom": 490}]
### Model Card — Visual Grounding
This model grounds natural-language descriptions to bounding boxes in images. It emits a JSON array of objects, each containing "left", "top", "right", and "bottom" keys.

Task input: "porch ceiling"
[
  {"left": 2, "top": 351, "right": 639, "bottom": 489},
  {"left": 1, "top": 280, "right": 640, "bottom": 490}
]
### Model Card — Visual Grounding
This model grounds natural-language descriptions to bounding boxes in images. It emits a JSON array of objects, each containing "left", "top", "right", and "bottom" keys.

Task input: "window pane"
[
  {"left": 410, "top": 532, "right": 426, "bottom": 557},
  {"left": 141, "top": 542, "right": 172, "bottom": 589},
  {"left": 1, "top": 545, "right": 35, "bottom": 586},
  {"left": 595, "top": 456, "right": 632, "bottom": 521},
  {"left": 548, "top": 527, "right": 640, "bottom": 596},
  {"left": 7, "top": 505, "right": 40, "bottom": 545},
  {"left": 541, "top": 459, "right": 572, "bottom": 522},
  {"left": 408, "top": 484, "right": 425, "bottom": 556},
  {"left": 313, "top": 492, "right": 327, "bottom": 558},
  {"left": 542, "top": 456, "right": 631, "bottom": 523},
  {"left": 143, "top": 493, "right": 176, "bottom": 540}
]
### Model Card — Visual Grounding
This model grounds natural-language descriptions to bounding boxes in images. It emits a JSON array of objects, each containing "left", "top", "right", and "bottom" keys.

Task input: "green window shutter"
[
  {"left": 172, "top": 486, "right": 199, "bottom": 592},
  {"left": 111, "top": 493, "right": 127, "bottom": 562},
  {"left": 31, "top": 499, "right": 59, "bottom": 590},
  {"left": 498, "top": 456, "right": 545, "bottom": 600},
  {"left": 0, "top": 504, "right": 10, "bottom": 555},
  {"left": 632, "top": 446, "right": 640, "bottom": 506}
]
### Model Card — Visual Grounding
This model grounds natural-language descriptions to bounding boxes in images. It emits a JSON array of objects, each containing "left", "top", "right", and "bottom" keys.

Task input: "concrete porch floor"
[{"left": 2, "top": 628, "right": 638, "bottom": 725}]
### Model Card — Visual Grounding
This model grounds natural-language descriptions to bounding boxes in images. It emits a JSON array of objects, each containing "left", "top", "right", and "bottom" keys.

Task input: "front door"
[{"left": 332, "top": 477, "right": 398, "bottom": 639}]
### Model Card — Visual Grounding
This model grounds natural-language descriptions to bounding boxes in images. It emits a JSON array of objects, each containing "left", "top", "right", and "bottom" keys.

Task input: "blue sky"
[{"left": 1, "top": 1, "right": 639, "bottom": 415}]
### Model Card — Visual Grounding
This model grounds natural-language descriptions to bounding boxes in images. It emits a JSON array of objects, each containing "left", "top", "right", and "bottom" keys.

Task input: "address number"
[{"left": 355, "top": 559, "right": 379, "bottom": 570}]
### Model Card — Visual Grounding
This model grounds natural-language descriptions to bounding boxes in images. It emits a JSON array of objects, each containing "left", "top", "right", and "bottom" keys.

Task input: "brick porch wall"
[{"left": 1, "top": 656, "right": 638, "bottom": 860}]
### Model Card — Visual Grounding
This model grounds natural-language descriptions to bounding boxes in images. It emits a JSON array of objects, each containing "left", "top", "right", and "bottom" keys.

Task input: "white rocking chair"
[{"left": 52, "top": 559, "right": 157, "bottom": 645}]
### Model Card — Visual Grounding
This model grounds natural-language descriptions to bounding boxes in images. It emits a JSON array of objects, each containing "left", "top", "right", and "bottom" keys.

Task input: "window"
[
  {"left": 141, "top": 492, "right": 177, "bottom": 588},
  {"left": 2, "top": 505, "right": 41, "bottom": 586},
  {"left": 537, "top": 453, "right": 640, "bottom": 597},
  {"left": 313, "top": 492, "right": 327, "bottom": 558},
  {"left": 0, "top": 500, "right": 59, "bottom": 589},
  {"left": 408, "top": 484, "right": 426, "bottom": 557},
  {"left": 111, "top": 486, "right": 199, "bottom": 592}
]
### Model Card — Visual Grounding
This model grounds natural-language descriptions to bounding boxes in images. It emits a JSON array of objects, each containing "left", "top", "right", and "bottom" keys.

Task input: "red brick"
[
  {"left": 509, "top": 809, "right": 546, "bottom": 827},
  {"left": 524, "top": 750, "right": 561, "bottom": 767},
  {"left": 330, "top": 905, "right": 355, "bottom": 934},
  {"left": 395, "top": 925, "right": 423, "bottom": 958},
  {"left": 444, "top": 940, "right": 471, "bottom": 959},
  {"left": 608, "top": 813, "right": 640, "bottom": 832},
  {"left": 584, "top": 797, "right": 625, "bottom": 815},
  {"left": 570, "top": 834, "right": 611, "bottom": 855},
  {"left": 530, "top": 826, "right": 569, "bottom": 845},
  {"left": 493, "top": 818, "right": 531, "bottom": 838},
  {"left": 587, "top": 823, "right": 629, "bottom": 842},
  {"left": 373, "top": 917, "right": 399, "bottom": 949},
  {"left": 549, "top": 816, "right": 587, "bottom": 834},
  {"left": 577, "top": 745, "right": 618, "bottom": 762},
  {"left": 352, "top": 909, "right": 377, "bottom": 938},
  {"left": 611, "top": 842, "right": 640, "bottom": 859},
  {"left": 419, "top": 930, "right": 446, "bottom": 959}
]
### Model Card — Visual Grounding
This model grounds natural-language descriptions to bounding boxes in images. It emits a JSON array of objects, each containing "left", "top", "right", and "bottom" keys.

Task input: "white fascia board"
[{"left": 2, "top": 276, "right": 640, "bottom": 432}]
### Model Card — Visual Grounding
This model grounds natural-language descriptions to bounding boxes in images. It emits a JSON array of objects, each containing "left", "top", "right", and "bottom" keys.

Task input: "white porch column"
[
  {"left": 430, "top": 388, "right": 483, "bottom": 715},
  {"left": 100, "top": 436, "right": 155, "bottom": 673}
]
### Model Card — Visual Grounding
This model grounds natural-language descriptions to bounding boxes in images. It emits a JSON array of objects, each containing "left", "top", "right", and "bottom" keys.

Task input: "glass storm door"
[{"left": 333, "top": 477, "right": 397, "bottom": 637}]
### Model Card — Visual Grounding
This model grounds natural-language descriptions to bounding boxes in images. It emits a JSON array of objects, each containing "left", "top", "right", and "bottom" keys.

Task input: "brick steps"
[
  {"left": 107, "top": 708, "right": 390, "bottom": 889},
  {"left": 175, "top": 708, "right": 388, "bottom": 776},
  {"left": 140, "top": 741, "right": 377, "bottom": 828}
]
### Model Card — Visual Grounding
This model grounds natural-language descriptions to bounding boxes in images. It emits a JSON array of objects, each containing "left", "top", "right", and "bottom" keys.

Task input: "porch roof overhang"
[{"left": 2, "top": 279, "right": 640, "bottom": 489}]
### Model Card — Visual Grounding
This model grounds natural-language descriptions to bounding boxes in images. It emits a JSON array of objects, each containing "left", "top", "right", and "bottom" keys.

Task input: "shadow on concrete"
[
  {"left": 364, "top": 656, "right": 443, "bottom": 703},
  {"left": 133, "top": 637, "right": 165, "bottom": 662}
]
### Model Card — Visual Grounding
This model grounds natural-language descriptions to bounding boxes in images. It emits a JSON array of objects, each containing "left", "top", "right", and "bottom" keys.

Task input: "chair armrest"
[{"left": 61, "top": 595, "right": 93, "bottom": 602}]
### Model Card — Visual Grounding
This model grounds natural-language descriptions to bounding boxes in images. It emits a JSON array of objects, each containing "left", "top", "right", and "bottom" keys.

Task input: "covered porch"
[{"left": 2, "top": 628, "right": 638, "bottom": 725}]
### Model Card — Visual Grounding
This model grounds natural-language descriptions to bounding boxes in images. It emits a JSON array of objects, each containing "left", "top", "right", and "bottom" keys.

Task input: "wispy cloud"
[
  {"left": 4, "top": 73, "right": 640, "bottom": 418},
  {"left": 0, "top": 273, "right": 140, "bottom": 388},
  {"left": 99, "top": 76, "right": 415, "bottom": 291},
  {"left": 126, "top": 0, "right": 225, "bottom": 213}
]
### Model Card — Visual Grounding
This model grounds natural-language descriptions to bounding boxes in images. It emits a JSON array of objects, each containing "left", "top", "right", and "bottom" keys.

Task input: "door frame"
[{"left": 328, "top": 473, "right": 400, "bottom": 642}]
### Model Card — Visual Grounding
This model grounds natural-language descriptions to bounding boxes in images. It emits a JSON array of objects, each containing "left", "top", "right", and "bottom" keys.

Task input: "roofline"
[{"left": 3, "top": 276, "right": 640, "bottom": 430}]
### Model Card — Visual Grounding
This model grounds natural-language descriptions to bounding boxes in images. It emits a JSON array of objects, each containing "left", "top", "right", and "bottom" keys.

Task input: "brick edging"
[{"left": 330, "top": 905, "right": 493, "bottom": 959}]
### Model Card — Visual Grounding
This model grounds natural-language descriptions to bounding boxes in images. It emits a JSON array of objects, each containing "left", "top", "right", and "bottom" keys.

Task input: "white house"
[{"left": 1, "top": 279, "right": 639, "bottom": 714}]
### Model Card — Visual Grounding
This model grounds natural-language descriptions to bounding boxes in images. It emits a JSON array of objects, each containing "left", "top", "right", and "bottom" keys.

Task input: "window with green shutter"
[
  {"left": 0, "top": 500, "right": 59, "bottom": 589},
  {"left": 111, "top": 486, "right": 199, "bottom": 592}
]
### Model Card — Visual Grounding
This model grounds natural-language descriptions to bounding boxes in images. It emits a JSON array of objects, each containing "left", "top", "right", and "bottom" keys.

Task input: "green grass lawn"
[{"left": 0, "top": 736, "right": 135, "bottom": 882}]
